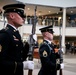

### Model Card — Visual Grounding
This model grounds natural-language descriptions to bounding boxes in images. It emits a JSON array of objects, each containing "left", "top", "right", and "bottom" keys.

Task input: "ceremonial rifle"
[
  {"left": 59, "top": 21, "right": 63, "bottom": 75},
  {"left": 28, "top": 6, "right": 37, "bottom": 75}
]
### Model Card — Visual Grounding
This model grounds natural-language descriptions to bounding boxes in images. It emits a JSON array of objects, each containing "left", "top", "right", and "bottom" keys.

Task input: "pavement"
[{"left": 24, "top": 53, "right": 76, "bottom": 75}]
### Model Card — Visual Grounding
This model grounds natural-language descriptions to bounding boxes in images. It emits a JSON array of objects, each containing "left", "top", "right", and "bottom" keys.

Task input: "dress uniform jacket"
[
  {"left": 0, "top": 24, "right": 29, "bottom": 75},
  {"left": 38, "top": 40, "right": 60, "bottom": 75}
]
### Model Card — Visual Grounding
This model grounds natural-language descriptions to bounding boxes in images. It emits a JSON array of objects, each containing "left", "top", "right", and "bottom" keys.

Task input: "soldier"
[
  {"left": 38, "top": 26, "right": 64, "bottom": 75},
  {"left": 0, "top": 3, "right": 34, "bottom": 75},
  {"left": 65, "top": 42, "right": 71, "bottom": 54}
]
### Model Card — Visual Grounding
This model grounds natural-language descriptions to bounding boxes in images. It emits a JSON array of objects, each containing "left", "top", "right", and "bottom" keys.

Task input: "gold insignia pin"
[
  {"left": 13, "top": 35, "right": 16, "bottom": 39},
  {"left": 13, "top": 35, "right": 19, "bottom": 41},
  {"left": 0, "top": 44, "right": 2, "bottom": 52},
  {"left": 43, "top": 50, "right": 48, "bottom": 57}
]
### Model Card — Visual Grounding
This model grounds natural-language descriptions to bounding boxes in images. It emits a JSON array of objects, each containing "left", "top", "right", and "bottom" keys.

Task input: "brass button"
[
  {"left": 14, "top": 30, "right": 16, "bottom": 32},
  {"left": 16, "top": 44, "right": 18, "bottom": 46},
  {"left": 21, "top": 58, "right": 23, "bottom": 60},
  {"left": 21, "top": 51, "right": 23, "bottom": 53}
]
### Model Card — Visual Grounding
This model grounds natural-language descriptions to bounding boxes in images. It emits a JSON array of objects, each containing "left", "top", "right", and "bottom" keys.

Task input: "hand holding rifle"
[
  {"left": 27, "top": 6, "right": 37, "bottom": 75},
  {"left": 59, "top": 21, "right": 64, "bottom": 75}
]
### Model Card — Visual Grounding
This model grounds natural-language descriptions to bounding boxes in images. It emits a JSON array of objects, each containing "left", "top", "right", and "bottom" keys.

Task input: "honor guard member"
[
  {"left": 0, "top": 3, "right": 34, "bottom": 75},
  {"left": 38, "top": 26, "right": 64, "bottom": 75}
]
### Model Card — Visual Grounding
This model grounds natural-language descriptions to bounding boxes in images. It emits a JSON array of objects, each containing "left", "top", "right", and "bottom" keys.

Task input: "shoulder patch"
[
  {"left": 0, "top": 44, "right": 2, "bottom": 52},
  {"left": 43, "top": 50, "right": 48, "bottom": 57}
]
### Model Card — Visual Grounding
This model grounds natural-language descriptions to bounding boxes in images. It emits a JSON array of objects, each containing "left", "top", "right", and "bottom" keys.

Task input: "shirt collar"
[
  {"left": 45, "top": 39, "right": 52, "bottom": 44},
  {"left": 8, "top": 24, "right": 18, "bottom": 31}
]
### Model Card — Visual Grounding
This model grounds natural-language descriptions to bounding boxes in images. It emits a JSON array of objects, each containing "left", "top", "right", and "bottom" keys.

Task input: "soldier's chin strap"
[{"left": 28, "top": 6, "right": 37, "bottom": 75}]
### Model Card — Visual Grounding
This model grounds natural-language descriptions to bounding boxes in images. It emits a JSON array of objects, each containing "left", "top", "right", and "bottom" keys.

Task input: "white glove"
[
  {"left": 60, "top": 63, "right": 64, "bottom": 69},
  {"left": 33, "top": 34, "right": 37, "bottom": 41},
  {"left": 23, "top": 61, "right": 34, "bottom": 70},
  {"left": 61, "top": 48, "right": 64, "bottom": 53}
]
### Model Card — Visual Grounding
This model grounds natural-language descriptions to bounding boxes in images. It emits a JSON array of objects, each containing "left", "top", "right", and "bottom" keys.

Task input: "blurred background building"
[{"left": 0, "top": 0, "right": 76, "bottom": 53}]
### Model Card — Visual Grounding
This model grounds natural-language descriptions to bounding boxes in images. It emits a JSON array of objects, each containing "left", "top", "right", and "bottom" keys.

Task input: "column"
[{"left": 62, "top": 8, "right": 66, "bottom": 54}]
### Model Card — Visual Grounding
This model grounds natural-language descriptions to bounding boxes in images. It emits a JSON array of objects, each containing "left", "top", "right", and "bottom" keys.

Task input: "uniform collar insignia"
[
  {"left": 13, "top": 30, "right": 16, "bottom": 32},
  {"left": 43, "top": 41, "right": 47, "bottom": 44},
  {"left": 43, "top": 41, "right": 45, "bottom": 43},
  {"left": 43, "top": 50, "right": 48, "bottom": 57},
  {"left": 0, "top": 44, "right": 2, "bottom": 52}
]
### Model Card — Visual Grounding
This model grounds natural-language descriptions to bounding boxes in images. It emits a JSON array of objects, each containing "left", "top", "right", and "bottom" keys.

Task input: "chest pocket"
[
  {"left": 11, "top": 34, "right": 23, "bottom": 49},
  {"left": 12, "top": 35, "right": 20, "bottom": 44},
  {"left": 4, "top": 30, "right": 22, "bottom": 48}
]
